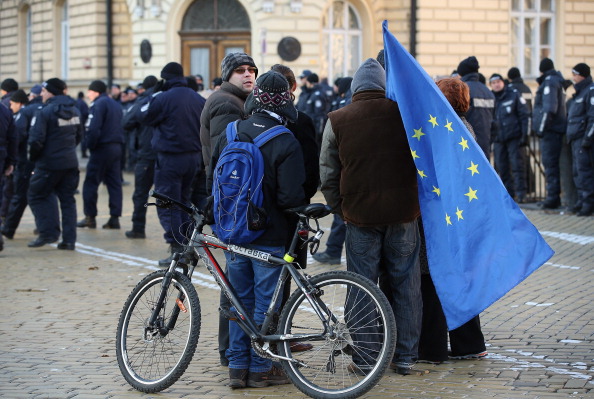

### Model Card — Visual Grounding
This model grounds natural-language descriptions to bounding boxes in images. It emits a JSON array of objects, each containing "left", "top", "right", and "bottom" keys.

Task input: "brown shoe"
[
  {"left": 77, "top": 216, "right": 96, "bottom": 228},
  {"left": 228, "top": 368, "right": 248, "bottom": 389},
  {"left": 290, "top": 342, "right": 313, "bottom": 352},
  {"left": 247, "top": 365, "right": 290, "bottom": 388}
]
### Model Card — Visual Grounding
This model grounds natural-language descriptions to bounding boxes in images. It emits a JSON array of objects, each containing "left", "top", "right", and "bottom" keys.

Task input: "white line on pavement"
[{"left": 540, "top": 231, "right": 594, "bottom": 245}]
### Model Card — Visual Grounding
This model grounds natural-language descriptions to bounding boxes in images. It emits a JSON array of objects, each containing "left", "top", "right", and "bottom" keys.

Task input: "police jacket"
[
  {"left": 566, "top": 76, "right": 594, "bottom": 142},
  {"left": 28, "top": 95, "right": 82, "bottom": 170},
  {"left": 85, "top": 93, "right": 124, "bottom": 149},
  {"left": 208, "top": 112, "right": 306, "bottom": 247},
  {"left": 303, "top": 85, "right": 329, "bottom": 135},
  {"left": 508, "top": 77, "right": 533, "bottom": 113},
  {"left": 145, "top": 77, "right": 205, "bottom": 154},
  {"left": 296, "top": 85, "right": 312, "bottom": 112},
  {"left": 492, "top": 86, "right": 530, "bottom": 142},
  {"left": 123, "top": 88, "right": 156, "bottom": 161},
  {"left": 533, "top": 70, "right": 567, "bottom": 135},
  {"left": 15, "top": 96, "right": 43, "bottom": 163},
  {"left": 200, "top": 81, "right": 248, "bottom": 173},
  {"left": 0, "top": 104, "right": 17, "bottom": 170},
  {"left": 461, "top": 73, "right": 495, "bottom": 157}
]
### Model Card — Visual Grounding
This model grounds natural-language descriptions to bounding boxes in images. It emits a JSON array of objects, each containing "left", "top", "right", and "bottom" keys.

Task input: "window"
[
  {"left": 511, "top": 0, "right": 555, "bottom": 77},
  {"left": 322, "top": 1, "right": 362, "bottom": 84},
  {"left": 60, "top": 1, "right": 69, "bottom": 79}
]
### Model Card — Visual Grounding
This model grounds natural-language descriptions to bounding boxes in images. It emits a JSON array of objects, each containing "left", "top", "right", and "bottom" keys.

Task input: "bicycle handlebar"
[{"left": 149, "top": 190, "right": 195, "bottom": 216}]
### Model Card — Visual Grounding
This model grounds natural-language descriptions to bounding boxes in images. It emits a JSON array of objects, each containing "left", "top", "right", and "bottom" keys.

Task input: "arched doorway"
[{"left": 180, "top": 0, "right": 251, "bottom": 87}]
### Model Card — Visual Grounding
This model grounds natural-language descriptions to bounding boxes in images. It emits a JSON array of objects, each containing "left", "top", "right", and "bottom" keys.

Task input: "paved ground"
[{"left": 0, "top": 172, "right": 592, "bottom": 399}]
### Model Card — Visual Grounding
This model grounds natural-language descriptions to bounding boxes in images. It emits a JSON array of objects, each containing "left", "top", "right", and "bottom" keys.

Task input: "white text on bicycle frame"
[{"left": 229, "top": 245, "right": 271, "bottom": 262}]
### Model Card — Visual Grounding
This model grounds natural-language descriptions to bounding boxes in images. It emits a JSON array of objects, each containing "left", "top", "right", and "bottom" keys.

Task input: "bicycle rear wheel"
[
  {"left": 116, "top": 270, "right": 201, "bottom": 392},
  {"left": 277, "top": 270, "right": 396, "bottom": 399}
]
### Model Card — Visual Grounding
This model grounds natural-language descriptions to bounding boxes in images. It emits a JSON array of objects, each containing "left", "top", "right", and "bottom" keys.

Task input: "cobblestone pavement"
[{"left": 0, "top": 174, "right": 592, "bottom": 399}]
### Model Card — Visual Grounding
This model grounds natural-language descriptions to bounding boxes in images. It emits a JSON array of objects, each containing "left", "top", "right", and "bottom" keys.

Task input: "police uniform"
[
  {"left": 533, "top": 59, "right": 567, "bottom": 209},
  {"left": 492, "top": 82, "right": 530, "bottom": 201},
  {"left": 566, "top": 65, "right": 594, "bottom": 216},
  {"left": 27, "top": 78, "right": 82, "bottom": 249}
]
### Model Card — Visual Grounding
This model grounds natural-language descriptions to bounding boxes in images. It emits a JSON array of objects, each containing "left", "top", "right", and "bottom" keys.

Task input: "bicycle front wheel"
[
  {"left": 277, "top": 270, "right": 396, "bottom": 399},
  {"left": 116, "top": 270, "right": 201, "bottom": 392}
]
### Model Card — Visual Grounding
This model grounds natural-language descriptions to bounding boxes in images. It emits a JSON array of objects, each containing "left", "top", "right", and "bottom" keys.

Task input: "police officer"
[
  {"left": 142, "top": 62, "right": 205, "bottom": 266},
  {"left": 302, "top": 73, "right": 329, "bottom": 148},
  {"left": 78, "top": 80, "right": 125, "bottom": 229},
  {"left": 533, "top": 58, "right": 567, "bottom": 209},
  {"left": 27, "top": 78, "right": 82, "bottom": 250},
  {"left": 122, "top": 75, "right": 158, "bottom": 238},
  {"left": 566, "top": 63, "right": 594, "bottom": 216},
  {"left": 489, "top": 73, "right": 530, "bottom": 202},
  {"left": 0, "top": 96, "right": 16, "bottom": 251},
  {"left": 2, "top": 88, "right": 40, "bottom": 240},
  {"left": 457, "top": 56, "right": 496, "bottom": 160}
]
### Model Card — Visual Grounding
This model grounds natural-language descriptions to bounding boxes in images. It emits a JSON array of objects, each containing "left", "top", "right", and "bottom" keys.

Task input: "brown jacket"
[{"left": 320, "top": 90, "right": 420, "bottom": 226}]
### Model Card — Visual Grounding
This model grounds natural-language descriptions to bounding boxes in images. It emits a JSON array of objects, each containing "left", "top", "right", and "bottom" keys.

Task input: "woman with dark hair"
[{"left": 417, "top": 78, "right": 487, "bottom": 363}]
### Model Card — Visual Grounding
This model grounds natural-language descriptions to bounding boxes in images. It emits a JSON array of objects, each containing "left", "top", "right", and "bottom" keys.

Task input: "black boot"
[
  {"left": 158, "top": 243, "right": 185, "bottom": 267},
  {"left": 77, "top": 216, "right": 96, "bottom": 228},
  {"left": 102, "top": 216, "right": 120, "bottom": 229}
]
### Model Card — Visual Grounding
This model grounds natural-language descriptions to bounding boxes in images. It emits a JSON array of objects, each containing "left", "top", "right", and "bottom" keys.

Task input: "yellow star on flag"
[
  {"left": 428, "top": 115, "right": 438, "bottom": 127},
  {"left": 467, "top": 161, "right": 479, "bottom": 176},
  {"left": 458, "top": 137, "right": 469, "bottom": 151},
  {"left": 411, "top": 149, "right": 420, "bottom": 160},
  {"left": 432, "top": 186, "right": 441, "bottom": 196},
  {"left": 445, "top": 213, "right": 452, "bottom": 225},
  {"left": 465, "top": 187, "right": 478, "bottom": 202},
  {"left": 413, "top": 127, "right": 425, "bottom": 140},
  {"left": 418, "top": 169, "right": 427, "bottom": 178},
  {"left": 456, "top": 207, "right": 464, "bottom": 220},
  {"left": 444, "top": 120, "right": 454, "bottom": 132}
]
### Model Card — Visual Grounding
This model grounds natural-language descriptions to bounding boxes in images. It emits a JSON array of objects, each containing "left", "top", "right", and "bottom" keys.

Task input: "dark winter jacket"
[
  {"left": 200, "top": 82, "right": 249, "bottom": 172},
  {"left": 28, "top": 95, "right": 82, "bottom": 170},
  {"left": 144, "top": 77, "right": 205, "bottom": 154},
  {"left": 208, "top": 112, "right": 306, "bottom": 246},
  {"left": 566, "top": 76, "right": 594, "bottom": 142},
  {"left": 508, "top": 77, "right": 533, "bottom": 113},
  {"left": 533, "top": 70, "right": 567, "bottom": 135},
  {"left": 15, "top": 96, "right": 43, "bottom": 163},
  {"left": 287, "top": 111, "right": 319, "bottom": 200},
  {"left": 0, "top": 104, "right": 16, "bottom": 171},
  {"left": 85, "top": 93, "right": 125, "bottom": 150},
  {"left": 461, "top": 72, "right": 495, "bottom": 158},
  {"left": 122, "top": 88, "right": 156, "bottom": 160},
  {"left": 492, "top": 85, "right": 530, "bottom": 142}
]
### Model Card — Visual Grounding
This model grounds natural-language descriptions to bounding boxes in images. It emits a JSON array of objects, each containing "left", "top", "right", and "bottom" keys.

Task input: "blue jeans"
[
  {"left": 225, "top": 244, "right": 284, "bottom": 372},
  {"left": 345, "top": 221, "right": 422, "bottom": 364},
  {"left": 325, "top": 214, "right": 346, "bottom": 257}
]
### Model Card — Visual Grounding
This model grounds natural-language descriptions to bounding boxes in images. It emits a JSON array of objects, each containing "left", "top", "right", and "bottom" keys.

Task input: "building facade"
[{"left": 1, "top": 0, "right": 593, "bottom": 93}]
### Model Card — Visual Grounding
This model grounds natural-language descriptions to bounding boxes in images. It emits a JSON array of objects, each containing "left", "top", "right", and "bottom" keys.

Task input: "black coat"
[
  {"left": 566, "top": 76, "right": 594, "bottom": 142},
  {"left": 533, "top": 70, "right": 567, "bottom": 135},
  {"left": 85, "top": 93, "right": 124, "bottom": 149},
  {"left": 492, "top": 86, "right": 530, "bottom": 142},
  {"left": 461, "top": 73, "right": 495, "bottom": 158}
]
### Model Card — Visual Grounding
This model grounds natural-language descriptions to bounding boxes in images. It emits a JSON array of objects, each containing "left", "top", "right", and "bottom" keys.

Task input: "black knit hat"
[
  {"left": 306, "top": 73, "right": 319, "bottom": 84},
  {"left": 43, "top": 78, "right": 67, "bottom": 96},
  {"left": 10, "top": 89, "right": 29, "bottom": 104},
  {"left": 88, "top": 80, "right": 107, "bottom": 93},
  {"left": 337, "top": 77, "right": 353, "bottom": 96},
  {"left": 457, "top": 56, "right": 480, "bottom": 77},
  {"left": 244, "top": 71, "right": 297, "bottom": 122},
  {"left": 539, "top": 58, "right": 554, "bottom": 73},
  {"left": 572, "top": 63, "right": 590, "bottom": 78},
  {"left": 142, "top": 75, "right": 158, "bottom": 90},
  {"left": 220, "top": 52, "right": 257, "bottom": 82},
  {"left": 489, "top": 73, "right": 504, "bottom": 83},
  {"left": 507, "top": 67, "right": 521, "bottom": 80},
  {"left": 160, "top": 62, "right": 184, "bottom": 80},
  {"left": 1, "top": 78, "right": 18, "bottom": 92}
]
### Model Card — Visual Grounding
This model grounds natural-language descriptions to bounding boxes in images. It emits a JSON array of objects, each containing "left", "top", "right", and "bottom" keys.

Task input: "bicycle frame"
[{"left": 149, "top": 192, "right": 336, "bottom": 364}]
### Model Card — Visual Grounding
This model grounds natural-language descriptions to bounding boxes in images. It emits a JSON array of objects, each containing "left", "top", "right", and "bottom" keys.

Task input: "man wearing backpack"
[{"left": 208, "top": 71, "right": 305, "bottom": 389}]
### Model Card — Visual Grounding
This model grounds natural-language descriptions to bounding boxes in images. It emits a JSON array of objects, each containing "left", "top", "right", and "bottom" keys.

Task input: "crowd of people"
[{"left": 0, "top": 49, "right": 592, "bottom": 389}]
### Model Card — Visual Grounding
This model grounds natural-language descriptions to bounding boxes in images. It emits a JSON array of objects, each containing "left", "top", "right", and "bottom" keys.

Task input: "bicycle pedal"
[{"left": 219, "top": 306, "right": 237, "bottom": 321}]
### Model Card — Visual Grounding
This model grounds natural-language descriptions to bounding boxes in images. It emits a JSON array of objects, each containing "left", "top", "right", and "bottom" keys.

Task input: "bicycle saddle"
[{"left": 287, "top": 203, "right": 332, "bottom": 219}]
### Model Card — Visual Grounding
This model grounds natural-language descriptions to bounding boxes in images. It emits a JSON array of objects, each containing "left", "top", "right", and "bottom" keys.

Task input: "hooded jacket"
[
  {"left": 533, "top": 69, "right": 567, "bottom": 135},
  {"left": 320, "top": 58, "right": 420, "bottom": 226},
  {"left": 566, "top": 75, "right": 594, "bottom": 142},
  {"left": 28, "top": 95, "right": 82, "bottom": 170}
]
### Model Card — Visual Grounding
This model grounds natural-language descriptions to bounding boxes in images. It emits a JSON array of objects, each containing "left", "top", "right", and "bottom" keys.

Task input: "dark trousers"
[
  {"left": 324, "top": 213, "right": 346, "bottom": 257},
  {"left": 571, "top": 138, "right": 594, "bottom": 208},
  {"left": 494, "top": 138, "right": 526, "bottom": 198},
  {"left": 3, "top": 161, "right": 34, "bottom": 235},
  {"left": 130, "top": 158, "right": 155, "bottom": 232},
  {"left": 1, "top": 174, "right": 13, "bottom": 219},
  {"left": 541, "top": 131, "right": 564, "bottom": 202},
  {"left": 154, "top": 151, "right": 199, "bottom": 244},
  {"left": 83, "top": 143, "right": 123, "bottom": 217},
  {"left": 28, "top": 168, "right": 79, "bottom": 243}
]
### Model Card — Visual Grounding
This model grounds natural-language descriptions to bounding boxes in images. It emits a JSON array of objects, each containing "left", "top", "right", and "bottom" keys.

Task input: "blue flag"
[{"left": 382, "top": 21, "right": 554, "bottom": 329}]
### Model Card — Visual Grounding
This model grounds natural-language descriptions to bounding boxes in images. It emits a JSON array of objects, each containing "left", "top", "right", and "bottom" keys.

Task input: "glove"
[
  {"left": 520, "top": 133, "right": 528, "bottom": 146},
  {"left": 582, "top": 138, "right": 592, "bottom": 149},
  {"left": 202, "top": 195, "right": 215, "bottom": 225},
  {"left": 29, "top": 141, "right": 43, "bottom": 161}
]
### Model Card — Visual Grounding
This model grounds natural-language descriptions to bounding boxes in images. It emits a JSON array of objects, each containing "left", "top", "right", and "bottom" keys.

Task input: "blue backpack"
[{"left": 212, "top": 120, "right": 290, "bottom": 244}]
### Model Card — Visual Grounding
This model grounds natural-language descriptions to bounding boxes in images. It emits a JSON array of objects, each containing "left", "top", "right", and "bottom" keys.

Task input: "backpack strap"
[
  {"left": 225, "top": 120, "right": 240, "bottom": 143},
  {"left": 253, "top": 125, "right": 290, "bottom": 148}
]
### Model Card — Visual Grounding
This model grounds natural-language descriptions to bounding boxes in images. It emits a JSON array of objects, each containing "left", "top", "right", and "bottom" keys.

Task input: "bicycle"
[{"left": 116, "top": 190, "right": 397, "bottom": 399}]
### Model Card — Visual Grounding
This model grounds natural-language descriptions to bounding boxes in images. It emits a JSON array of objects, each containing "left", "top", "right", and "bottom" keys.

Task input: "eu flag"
[{"left": 382, "top": 21, "right": 554, "bottom": 329}]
